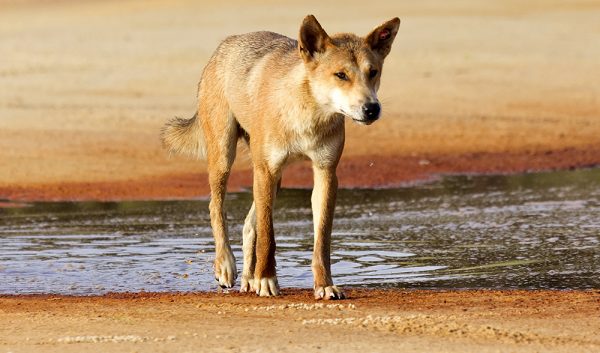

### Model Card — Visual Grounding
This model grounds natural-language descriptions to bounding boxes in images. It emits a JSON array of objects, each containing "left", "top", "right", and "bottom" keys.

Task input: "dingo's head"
[{"left": 299, "top": 15, "right": 400, "bottom": 125}]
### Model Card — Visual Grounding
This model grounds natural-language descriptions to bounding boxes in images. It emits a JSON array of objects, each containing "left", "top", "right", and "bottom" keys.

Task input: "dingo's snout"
[{"left": 362, "top": 101, "right": 381, "bottom": 122}]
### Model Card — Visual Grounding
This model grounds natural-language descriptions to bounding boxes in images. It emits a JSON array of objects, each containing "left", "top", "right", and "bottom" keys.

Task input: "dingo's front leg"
[
  {"left": 252, "top": 164, "right": 280, "bottom": 296},
  {"left": 311, "top": 166, "right": 345, "bottom": 300}
]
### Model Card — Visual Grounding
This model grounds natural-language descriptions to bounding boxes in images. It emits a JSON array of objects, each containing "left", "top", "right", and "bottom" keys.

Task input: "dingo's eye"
[
  {"left": 334, "top": 72, "right": 348, "bottom": 81},
  {"left": 369, "top": 69, "right": 378, "bottom": 79}
]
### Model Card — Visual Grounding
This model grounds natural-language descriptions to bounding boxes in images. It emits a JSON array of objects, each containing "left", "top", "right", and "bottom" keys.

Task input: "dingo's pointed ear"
[
  {"left": 366, "top": 17, "right": 400, "bottom": 58},
  {"left": 299, "top": 15, "right": 331, "bottom": 62}
]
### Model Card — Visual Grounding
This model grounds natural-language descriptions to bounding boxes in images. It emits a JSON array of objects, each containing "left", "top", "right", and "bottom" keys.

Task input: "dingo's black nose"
[{"left": 362, "top": 102, "right": 381, "bottom": 121}]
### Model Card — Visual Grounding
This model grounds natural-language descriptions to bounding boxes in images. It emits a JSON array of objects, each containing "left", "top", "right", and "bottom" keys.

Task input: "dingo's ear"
[
  {"left": 299, "top": 15, "right": 331, "bottom": 62},
  {"left": 366, "top": 17, "right": 400, "bottom": 58}
]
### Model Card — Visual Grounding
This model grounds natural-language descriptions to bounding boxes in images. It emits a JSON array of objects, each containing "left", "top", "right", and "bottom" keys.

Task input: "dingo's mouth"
[
  {"left": 341, "top": 111, "right": 376, "bottom": 126},
  {"left": 351, "top": 118, "right": 375, "bottom": 125}
]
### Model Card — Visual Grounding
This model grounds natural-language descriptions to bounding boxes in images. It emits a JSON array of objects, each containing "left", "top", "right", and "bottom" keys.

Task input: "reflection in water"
[{"left": 1, "top": 168, "right": 599, "bottom": 294}]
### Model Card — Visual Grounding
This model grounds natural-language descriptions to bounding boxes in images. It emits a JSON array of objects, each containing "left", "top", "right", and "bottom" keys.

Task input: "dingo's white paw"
[
  {"left": 239, "top": 275, "right": 254, "bottom": 293},
  {"left": 254, "top": 277, "right": 280, "bottom": 297},
  {"left": 214, "top": 250, "right": 237, "bottom": 288},
  {"left": 314, "top": 285, "right": 345, "bottom": 300}
]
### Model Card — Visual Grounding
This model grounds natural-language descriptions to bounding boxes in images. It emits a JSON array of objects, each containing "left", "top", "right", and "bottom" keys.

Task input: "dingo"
[{"left": 162, "top": 15, "right": 400, "bottom": 299}]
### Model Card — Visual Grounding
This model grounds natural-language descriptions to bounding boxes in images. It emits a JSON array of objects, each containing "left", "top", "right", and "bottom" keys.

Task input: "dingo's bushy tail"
[{"left": 161, "top": 113, "right": 207, "bottom": 159}]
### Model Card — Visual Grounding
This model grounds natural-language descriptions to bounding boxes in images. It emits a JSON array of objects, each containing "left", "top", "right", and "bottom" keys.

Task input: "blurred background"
[{"left": 1, "top": 0, "right": 599, "bottom": 200}]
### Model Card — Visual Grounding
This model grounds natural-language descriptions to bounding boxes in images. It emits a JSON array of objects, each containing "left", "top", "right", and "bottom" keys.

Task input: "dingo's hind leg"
[
  {"left": 240, "top": 202, "right": 256, "bottom": 292},
  {"left": 205, "top": 114, "right": 238, "bottom": 287},
  {"left": 201, "top": 73, "right": 239, "bottom": 289}
]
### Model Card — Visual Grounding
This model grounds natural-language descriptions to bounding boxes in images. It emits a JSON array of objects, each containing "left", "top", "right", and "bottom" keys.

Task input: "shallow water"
[{"left": 1, "top": 168, "right": 599, "bottom": 295}]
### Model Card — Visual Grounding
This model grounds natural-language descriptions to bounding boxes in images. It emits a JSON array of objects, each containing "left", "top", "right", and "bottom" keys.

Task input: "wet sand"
[
  {"left": 2, "top": 146, "right": 600, "bottom": 201},
  {"left": 1, "top": 0, "right": 600, "bottom": 201},
  {"left": 1, "top": 290, "right": 599, "bottom": 352}
]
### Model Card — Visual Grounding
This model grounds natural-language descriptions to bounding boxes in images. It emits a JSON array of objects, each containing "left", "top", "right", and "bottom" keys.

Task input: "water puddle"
[{"left": 1, "top": 168, "right": 599, "bottom": 294}]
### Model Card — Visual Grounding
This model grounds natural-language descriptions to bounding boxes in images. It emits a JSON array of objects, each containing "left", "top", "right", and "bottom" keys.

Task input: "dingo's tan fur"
[{"left": 162, "top": 15, "right": 400, "bottom": 299}]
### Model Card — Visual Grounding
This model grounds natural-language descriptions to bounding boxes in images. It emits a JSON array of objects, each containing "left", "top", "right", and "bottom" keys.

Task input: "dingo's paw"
[
  {"left": 239, "top": 275, "right": 254, "bottom": 293},
  {"left": 314, "top": 285, "right": 345, "bottom": 300},
  {"left": 254, "top": 276, "right": 280, "bottom": 297},
  {"left": 214, "top": 250, "right": 237, "bottom": 288}
]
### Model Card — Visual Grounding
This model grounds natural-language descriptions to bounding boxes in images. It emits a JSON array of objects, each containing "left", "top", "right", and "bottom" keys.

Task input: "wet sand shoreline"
[
  {"left": 1, "top": 289, "right": 599, "bottom": 352},
  {"left": 2, "top": 145, "right": 600, "bottom": 202}
]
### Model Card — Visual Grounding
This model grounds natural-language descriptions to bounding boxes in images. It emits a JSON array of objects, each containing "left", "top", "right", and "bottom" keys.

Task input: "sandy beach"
[
  {"left": 1, "top": 290, "right": 599, "bottom": 353},
  {"left": 1, "top": 0, "right": 599, "bottom": 201}
]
